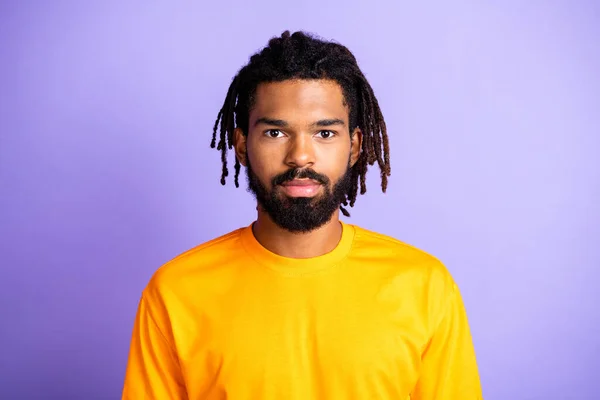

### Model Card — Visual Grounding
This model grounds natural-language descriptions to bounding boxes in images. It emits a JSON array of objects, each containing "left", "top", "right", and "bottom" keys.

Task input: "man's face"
[{"left": 234, "top": 79, "right": 362, "bottom": 233}]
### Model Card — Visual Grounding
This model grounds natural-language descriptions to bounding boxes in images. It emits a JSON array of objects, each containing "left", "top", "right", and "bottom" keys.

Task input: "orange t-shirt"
[{"left": 122, "top": 222, "right": 482, "bottom": 399}]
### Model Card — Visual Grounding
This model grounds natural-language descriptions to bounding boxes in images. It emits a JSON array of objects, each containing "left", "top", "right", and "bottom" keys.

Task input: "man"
[{"left": 122, "top": 31, "right": 482, "bottom": 399}]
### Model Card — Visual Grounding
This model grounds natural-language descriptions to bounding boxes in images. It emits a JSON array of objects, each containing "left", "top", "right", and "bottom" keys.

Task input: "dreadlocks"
[{"left": 211, "top": 30, "right": 390, "bottom": 216}]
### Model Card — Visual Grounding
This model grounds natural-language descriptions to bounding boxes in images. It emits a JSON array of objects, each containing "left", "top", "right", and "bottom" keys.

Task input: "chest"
[{"left": 177, "top": 279, "right": 428, "bottom": 399}]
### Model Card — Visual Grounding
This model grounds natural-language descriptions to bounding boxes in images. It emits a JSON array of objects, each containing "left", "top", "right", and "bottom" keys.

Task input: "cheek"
[
  {"left": 318, "top": 144, "right": 351, "bottom": 176},
  {"left": 247, "top": 140, "right": 279, "bottom": 183}
]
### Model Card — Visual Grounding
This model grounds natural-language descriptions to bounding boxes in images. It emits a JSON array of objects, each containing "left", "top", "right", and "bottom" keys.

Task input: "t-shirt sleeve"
[
  {"left": 121, "top": 293, "right": 188, "bottom": 399},
  {"left": 411, "top": 281, "right": 483, "bottom": 399}
]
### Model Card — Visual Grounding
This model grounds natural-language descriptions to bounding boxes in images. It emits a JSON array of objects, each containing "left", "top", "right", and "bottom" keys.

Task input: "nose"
[{"left": 284, "top": 134, "right": 315, "bottom": 169}]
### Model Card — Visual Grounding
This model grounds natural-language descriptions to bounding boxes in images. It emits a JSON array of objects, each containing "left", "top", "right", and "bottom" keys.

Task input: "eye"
[
  {"left": 316, "top": 130, "right": 336, "bottom": 139},
  {"left": 265, "top": 129, "right": 285, "bottom": 138}
]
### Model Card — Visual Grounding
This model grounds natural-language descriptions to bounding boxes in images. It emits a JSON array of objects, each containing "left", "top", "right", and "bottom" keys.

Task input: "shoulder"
[
  {"left": 350, "top": 224, "right": 459, "bottom": 327},
  {"left": 144, "top": 226, "right": 247, "bottom": 298},
  {"left": 352, "top": 224, "right": 446, "bottom": 268},
  {"left": 350, "top": 224, "right": 456, "bottom": 294}
]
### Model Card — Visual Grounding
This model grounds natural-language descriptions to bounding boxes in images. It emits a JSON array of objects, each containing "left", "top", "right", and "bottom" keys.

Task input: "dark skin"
[{"left": 234, "top": 79, "right": 363, "bottom": 258}]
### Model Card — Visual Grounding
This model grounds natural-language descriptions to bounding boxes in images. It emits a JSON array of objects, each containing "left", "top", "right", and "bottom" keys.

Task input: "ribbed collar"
[{"left": 240, "top": 221, "right": 356, "bottom": 277}]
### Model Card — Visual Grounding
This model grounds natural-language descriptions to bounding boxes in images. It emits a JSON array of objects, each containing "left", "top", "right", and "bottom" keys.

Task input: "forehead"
[{"left": 250, "top": 79, "right": 348, "bottom": 125}]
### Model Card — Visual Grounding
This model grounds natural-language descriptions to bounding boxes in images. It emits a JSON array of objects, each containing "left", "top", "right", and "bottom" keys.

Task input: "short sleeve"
[
  {"left": 121, "top": 293, "right": 188, "bottom": 399},
  {"left": 411, "top": 282, "right": 482, "bottom": 399}
]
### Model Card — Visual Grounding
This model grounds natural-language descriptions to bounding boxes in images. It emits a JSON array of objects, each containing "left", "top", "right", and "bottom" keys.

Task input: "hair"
[{"left": 211, "top": 30, "right": 390, "bottom": 216}]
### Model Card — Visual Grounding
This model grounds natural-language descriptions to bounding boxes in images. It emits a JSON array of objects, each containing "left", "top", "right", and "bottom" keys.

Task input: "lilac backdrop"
[{"left": 1, "top": 1, "right": 598, "bottom": 399}]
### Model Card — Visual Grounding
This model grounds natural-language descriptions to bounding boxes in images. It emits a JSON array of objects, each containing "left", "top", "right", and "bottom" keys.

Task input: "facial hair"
[{"left": 245, "top": 158, "right": 353, "bottom": 233}]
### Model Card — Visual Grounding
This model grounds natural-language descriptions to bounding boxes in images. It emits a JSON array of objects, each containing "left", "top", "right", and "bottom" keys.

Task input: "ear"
[
  {"left": 350, "top": 127, "right": 363, "bottom": 167},
  {"left": 233, "top": 128, "right": 248, "bottom": 166}
]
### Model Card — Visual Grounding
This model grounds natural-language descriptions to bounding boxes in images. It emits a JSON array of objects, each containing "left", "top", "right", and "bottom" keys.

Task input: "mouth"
[{"left": 279, "top": 179, "right": 322, "bottom": 197}]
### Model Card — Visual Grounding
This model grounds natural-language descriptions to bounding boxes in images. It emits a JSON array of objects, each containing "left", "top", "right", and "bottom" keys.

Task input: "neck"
[{"left": 252, "top": 206, "right": 343, "bottom": 259}]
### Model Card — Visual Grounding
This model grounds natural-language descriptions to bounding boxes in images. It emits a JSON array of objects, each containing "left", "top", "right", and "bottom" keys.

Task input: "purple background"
[{"left": 1, "top": 1, "right": 598, "bottom": 399}]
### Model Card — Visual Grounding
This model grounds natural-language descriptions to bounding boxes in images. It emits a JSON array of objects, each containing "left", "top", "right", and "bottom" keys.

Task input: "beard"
[{"left": 245, "top": 158, "right": 353, "bottom": 233}]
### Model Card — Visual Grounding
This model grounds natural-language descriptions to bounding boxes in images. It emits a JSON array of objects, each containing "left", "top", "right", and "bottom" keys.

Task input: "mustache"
[{"left": 272, "top": 168, "right": 330, "bottom": 186}]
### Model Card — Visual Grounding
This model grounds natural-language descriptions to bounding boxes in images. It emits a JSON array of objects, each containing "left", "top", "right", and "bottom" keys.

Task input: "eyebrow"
[
  {"left": 254, "top": 117, "right": 346, "bottom": 128},
  {"left": 254, "top": 118, "right": 288, "bottom": 128}
]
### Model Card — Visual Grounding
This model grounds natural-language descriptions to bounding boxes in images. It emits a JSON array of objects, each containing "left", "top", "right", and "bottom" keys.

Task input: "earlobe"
[{"left": 234, "top": 128, "right": 248, "bottom": 166}]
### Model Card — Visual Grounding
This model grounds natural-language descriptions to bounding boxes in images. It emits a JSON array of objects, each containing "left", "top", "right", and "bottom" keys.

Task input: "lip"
[
  {"left": 281, "top": 179, "right": 321, "bottom": 186},
  {"left": 279, "top": 179, "right": 322, "bottom": 197}
]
